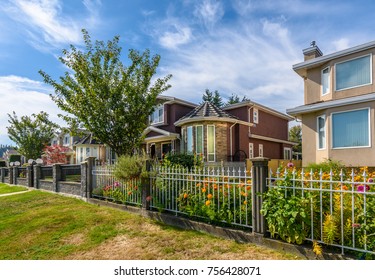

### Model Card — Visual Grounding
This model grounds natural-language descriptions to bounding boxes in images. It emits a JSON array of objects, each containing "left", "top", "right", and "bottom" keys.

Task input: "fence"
[
  {"left": 268, "top": 167, "right": 375, "bottom": 257},
  {"left": 61, "top": 164, "right": 81, "bottom": 182}
]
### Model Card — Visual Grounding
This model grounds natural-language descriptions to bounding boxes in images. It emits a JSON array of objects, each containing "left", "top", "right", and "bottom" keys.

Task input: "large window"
[
  {"left": 322, "top": 67, "right": 330, "bottom": 95},
  {"left": 187, "top": 126, "right": 193, "bottom": 153},
  {"left": 336, "top": 55, "right": 371, "bottom": 91},
  {"left": 195, "top": 125, "right": 203, "bottom": 155},
  {"left": 317, "top": 115, "right": 326, "bottom": 150},
  {"left": 150, "top": 104, "right": 164, "bottom": 124},
  {"left": 332, "top": 108, "right": 370, "bottom": 148},
  {"left": 207, "top": 125, "right": 215, "bottom": 162}
]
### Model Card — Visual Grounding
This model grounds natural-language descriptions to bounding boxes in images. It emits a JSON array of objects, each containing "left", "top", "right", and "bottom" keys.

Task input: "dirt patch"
[{"left": 62, "top": 233, "right": 86, "bottom": 246}]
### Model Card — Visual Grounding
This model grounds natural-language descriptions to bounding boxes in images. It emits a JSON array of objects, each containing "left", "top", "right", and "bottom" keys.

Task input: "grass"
[
  {"left": 0, "top": 183, "right": 28, "bottom": 195},
  {"left": 0, "top": 189, "right": 301, "bottom": 260}
]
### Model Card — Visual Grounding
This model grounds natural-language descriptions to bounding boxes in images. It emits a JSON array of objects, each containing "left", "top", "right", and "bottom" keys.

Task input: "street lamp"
[
  {"left": 9, "top": 162, "right": 14, "bottom": 167},
  {"left": 36, "top": 158, "right": 43, "bottom": 165},
  {"left": 28, "top": 159, "right": 35, "bottom": 165},
  {"left": 14, "top": 161, "right": 20, "bottom": 166}
]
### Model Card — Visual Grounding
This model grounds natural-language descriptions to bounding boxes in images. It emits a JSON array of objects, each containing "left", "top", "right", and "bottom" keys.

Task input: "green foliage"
[
  {"left": 161, "top": 153, "right": 203, "bottom": 169},
  {"left": 261, "top": 187, "right": 311, "bottom": 244},
  {"left": 288, "top": 125, "right": 302, "bottom": 154},
  {"left": 39, "top": 29, "right": 172, "bottom": 156},
  {"left": 0, "top": 161, "right": 5, "bottom": 167},
  {"left": 114, "top": 154, "right": 150, "bottom": 180},
  {"left": 7, "top": 111, "right": 58, "bottom": 160},
  {"left": 202, "top": 89, "right": 224, "bottom": 108},
  {"left": 226, "top": 93, "right": 249, "bottom": 105},
  {"left": 306, "top": 159, "right": 345, "bottom": 174},
  {"left": 9, "top": 155, "right": 21, "bottom": 163}
]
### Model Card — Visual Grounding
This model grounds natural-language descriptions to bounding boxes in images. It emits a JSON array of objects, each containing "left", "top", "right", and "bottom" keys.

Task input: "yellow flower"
[
  {"left": 207, "top": 193, "right": 213, "bottom": 200},
  {"left": 243, "top": 201, "right": 247, "bottom": 205},
  {"left": 205, "top": 200, "right": 211, "bottom": 206},
  {"left": 201, "top": 187, "right": 206, "bottom": 193},
  {"left": 183, "top": 193, "right": 188, "bottom": 199}
]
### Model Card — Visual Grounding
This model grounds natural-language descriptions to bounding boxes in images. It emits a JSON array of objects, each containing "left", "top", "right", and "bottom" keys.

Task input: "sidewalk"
[{"left": 0, "top": 190, "right": 30, "bottom": 197}]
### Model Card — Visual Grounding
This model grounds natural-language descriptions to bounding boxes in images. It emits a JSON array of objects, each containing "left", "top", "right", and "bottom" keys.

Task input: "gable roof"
[
  {"left": 157, "top": 95, "right": 197, "bottom": 108},
  {"left": 74, "top": 133, "right": 102, "bottom": 145}
]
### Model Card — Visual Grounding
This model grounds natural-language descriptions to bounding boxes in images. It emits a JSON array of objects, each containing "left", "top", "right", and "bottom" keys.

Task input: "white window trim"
[
  {"left": 207, "top": 125, "right": 216, "bottom": 162},
  {"left": 334, "top": 54, "right": 372, "bottom": 92},
  {"left": 187, "top": 126, "right": 193, "bottom": 153},
  {"left": 195, "top": 125, "right": 204, "bottom": 155},
  {"left": 253, "top": 108, "right": 259, "bottom": 124},
  {"left": 331, "top": 107, "right": 371, "bottom": 150},
  {"left": 249, "top": 143, "right": 254, "bottom": 159},
  {"left": 150, "top": 104, "right": 165, "bottom": 125},
  {"left": 317, "top": 114, "right": 326, "bottom": 150},
  {"left": 283, "top": 147, "right": 292, "bottom": 160},
  {"left": 258, "top": 144, "right": 263, "bottom": 157},
  {"left": 321, "top": 66, "right": 330, "bottom": 96}
]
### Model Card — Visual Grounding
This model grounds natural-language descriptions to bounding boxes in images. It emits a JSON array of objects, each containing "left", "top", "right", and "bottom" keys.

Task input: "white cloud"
[
  {"left": 0, "top": 75, "right": 66, "bottom": 144},
  {"left": 159, "top": 25, "right": 193, "bottom": 49},
  {"left": 3, "top": 0, "right": 101, "bottom": 51},
  {"left": 332, "top": 38, "right": 350, "bottom": 51},
  {"left": 194, "top": 0, "right": 224, "bottom": 30}
]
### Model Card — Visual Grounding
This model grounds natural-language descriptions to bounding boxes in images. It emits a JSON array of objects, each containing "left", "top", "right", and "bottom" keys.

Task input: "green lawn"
[
  {"left": 0, "top": 183, "right": 28, "bottom": 195},
  {"left": 0, "top": 189, "right": 301, "bottom": 260}
]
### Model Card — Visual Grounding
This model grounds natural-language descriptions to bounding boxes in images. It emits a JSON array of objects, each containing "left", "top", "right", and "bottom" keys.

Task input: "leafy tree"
[
  {"left": 7, "top": 111, "right": 58, "bottom": 160},
  {"left": 289, "top": 125, "right": 302, "bottom": 155},
  {"left": 39, "top": 29, "right": 172, "bottom": 156},
  {"left": 202, "top": 89, "right": 224, "bottom": 108},
  {"left": 42, "top": 145, "right": 70, "bottom": 165},
  {"left": 226, "top": 93, "right": 250, "bottom": 105}
]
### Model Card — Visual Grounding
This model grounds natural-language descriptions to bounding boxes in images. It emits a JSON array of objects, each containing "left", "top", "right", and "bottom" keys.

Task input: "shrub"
[
  {"left": 0, "top": 161, "right": 6, "bottom": 167},
  {"left": 305, "top": 158, "right": 345, "bottom": 174},
  {"left": 9, "top": 154, "right": 21, "bottom": 163},
  {"left": 162, "top": 153, "right": 203, "bottom": 169},
  {"left": 114, "top": 154, "right": 150, "bottom": 180}
]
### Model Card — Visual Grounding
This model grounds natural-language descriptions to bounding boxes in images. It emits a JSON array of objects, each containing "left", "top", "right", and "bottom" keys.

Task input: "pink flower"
[
  {"left": 114, "top": 181, "right": 120, "bottom": 187},
  {"left": 352, "top": 223, "right": 361, "bottom": 228},
  {"left": 287, "top": 162, "right": 294, "bottom": 168},
  {"left": 146, "top": 196, "right": 152, "bottom": 202},
  {"left": 357, "top": 185, "right": 370, "bottom": 192},
  {"left": 368, "top": 178, "right": 374, "bottom": 183}
]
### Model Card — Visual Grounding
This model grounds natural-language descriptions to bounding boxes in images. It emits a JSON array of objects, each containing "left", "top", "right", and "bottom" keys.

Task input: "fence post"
[
  {"left": 0, "top": 168, "right": 4, "bottom": 183},
  {"left": 33, "top": 164, "right": 41, "bottom": 189},
  {"left": 141, "top": 160, "right": 152, "bottom": 210},
  {"left": 84, "top": 157, "right": 95, "bottom": 198},
  {"left": 26, "top": 164, "right": 34, "bottom": 188},
  {"left": 9, "top": 167, "right": 14, "bottom": 185},
  {"left": 251, "top": 157, "right": 270, "bottom": 236},
  {"left": 53, "top": 164, "right": 62, "bottom": 193},
  {"left": 12, "top": 167, "right": 18, "bottom": 185}
]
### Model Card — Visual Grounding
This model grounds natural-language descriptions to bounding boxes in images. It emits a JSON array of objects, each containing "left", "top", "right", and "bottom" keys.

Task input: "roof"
[
  {"left": 293, "top": 40, "right": 375, "bottom": 77},
  {"left": 74, "top": 133, "right": 102, "bottom": 145},
  {"left": 223, "top": 100, "right": 294, "bottom": 121},
  {"left": 174, "top": 102, "right": 243, "bottom": 126},
  {"left": 157, "top": 95, "right": 197, "bottom": 108},
  {"left": 286, "top": 92, "right": 375, "bottom": 117}
]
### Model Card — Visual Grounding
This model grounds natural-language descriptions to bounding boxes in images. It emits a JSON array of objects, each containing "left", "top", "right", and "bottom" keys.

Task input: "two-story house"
[
  {"left": 50, "top": 131, "right": 81, "bottom": 164},
  {"left": 287, "top": 41, "right": 375, "bottom": 166}
]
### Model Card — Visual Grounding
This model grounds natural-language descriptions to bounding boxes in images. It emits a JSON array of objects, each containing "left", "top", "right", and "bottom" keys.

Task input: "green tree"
[
  {"left": 289, "top": 125, "right": 302, "bottom": 156},
  {"left": 7, "top": 111, "right": 58, "bottom": 160},
  {"left": 202, "top": 89, "right": 224, "bottom": 108},
  {"left": 39, "top": 29, "right": 172, "bottom": 156},
  {"left": 226, "top": 93, "right": 250, "bottom": 105}
]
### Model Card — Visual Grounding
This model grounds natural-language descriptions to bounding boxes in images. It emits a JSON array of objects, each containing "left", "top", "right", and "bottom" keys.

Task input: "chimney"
[{"left": 303, "top": 41, "right": 323, "bottom": 61}]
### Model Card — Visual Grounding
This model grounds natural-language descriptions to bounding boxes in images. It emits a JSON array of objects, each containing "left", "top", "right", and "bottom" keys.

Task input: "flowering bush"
[{"left": 94, "top": 180, "right": 142, "bottom": 205}]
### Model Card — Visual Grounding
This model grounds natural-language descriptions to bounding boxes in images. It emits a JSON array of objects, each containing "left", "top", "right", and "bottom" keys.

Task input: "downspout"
[{"left": 230, "top": 121, "right": 238, "bottom": 161}]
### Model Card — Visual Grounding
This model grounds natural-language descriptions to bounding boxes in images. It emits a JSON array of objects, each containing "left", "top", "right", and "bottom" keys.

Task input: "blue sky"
[{"left": 0, "top": 0, "right": 375, "bottom": 145}]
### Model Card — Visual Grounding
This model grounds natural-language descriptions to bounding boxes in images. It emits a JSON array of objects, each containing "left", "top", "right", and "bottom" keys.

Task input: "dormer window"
[
  {"left": 63, "top": 134, "right": 70, "bottom": 146},
  {"left": 150, "top": 104, "right": 164, "bottom": 124},
  {"left": 322, "top": 67, "right": 330, "bottom": 95},
  {"left": 335, "top": 54, "right": 371, "bottom": 91}
]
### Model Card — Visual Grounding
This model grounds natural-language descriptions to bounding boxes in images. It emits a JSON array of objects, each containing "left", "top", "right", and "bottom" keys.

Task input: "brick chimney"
[{"left": 303, "top": 41, "right": 323, "bottom": 61}]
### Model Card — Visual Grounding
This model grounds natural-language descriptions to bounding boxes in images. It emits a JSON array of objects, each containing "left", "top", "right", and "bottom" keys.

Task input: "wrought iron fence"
[
  {"left": 92, "top": 165, "right": 142, "bottom": 206},
  {"left": 268, "top": 167, "right": 375, "bottom": 256},
  {"left": 150, "top": 166, "right": 252, "bottom": 229}
]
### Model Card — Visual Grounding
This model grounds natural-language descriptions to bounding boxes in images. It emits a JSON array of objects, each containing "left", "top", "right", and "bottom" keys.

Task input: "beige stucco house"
[{"left": 287, "top": 41, "right": 375, "bottom": 166}]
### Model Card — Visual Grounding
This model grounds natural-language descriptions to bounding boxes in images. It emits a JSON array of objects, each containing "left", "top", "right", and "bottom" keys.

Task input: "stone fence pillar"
[
  {"left": 9, "top": 167, "right": 14, "bottom": 185},
  {"left": 53, "top": 164, "right": 62, "bottom": 192},
  {"left": 33, "top": 164, "right": 41, "bottom": 189},
  {"left": 0, "top": 168, "right": 4, "bottom": 183},
  {"left": 26, "top": 165, "right": 34, "bottom": 188},
  {"left": 251, "top": 157, "right": 270, "bottom": 236}
]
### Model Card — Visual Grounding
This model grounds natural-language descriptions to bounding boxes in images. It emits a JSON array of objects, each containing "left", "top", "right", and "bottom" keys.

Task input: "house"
[
  {"left": 143, "top": 95, "right": 197, "bottom": 159},
  {"left": 74, "top": 133, "right": 106, "bottom": 164},
  {"left": 174, "top": 101, "right": 294, "bottom": 163},
  {"left": 50, "top": 131, "right": 81, "bottom": 164},
  {"left": 287, "top": 41, "right": 375, "bottom": 166}
]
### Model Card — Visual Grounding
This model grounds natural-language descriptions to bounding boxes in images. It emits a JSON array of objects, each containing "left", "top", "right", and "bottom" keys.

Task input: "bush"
[
  {"left": 305, "top": 158, "right": 345, "bottom": 174},
  {"left": 9, "top": 154, "right": 21, "bottom": 163},
  {"left": 114, "top": 154, "right": 150, "bottom": 180},
  {"left": 162, "top": 153, "right": 203, "bottom": 169},
  {"left": 0, "top": 161, "right": 6, "bottom": 167}
]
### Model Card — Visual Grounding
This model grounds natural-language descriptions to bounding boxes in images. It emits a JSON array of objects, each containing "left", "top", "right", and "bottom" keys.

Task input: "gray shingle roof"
[
  {"left": 74, "top": 133, "right": 102, "bottom": 145},
  {"left": 179, "top": 101, "right": 238, "bottom": 121}
]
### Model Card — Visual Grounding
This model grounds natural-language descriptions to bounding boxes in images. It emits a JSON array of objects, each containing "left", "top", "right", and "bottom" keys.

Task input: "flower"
[
  {"left": 357, "top": 185, "right": 370, "bottom": 192},
  {"left": 146, "top": 196, "right": 152, "bottom": 202},
  {"left": 183, "top": 193, "right": 188, "bottom": 199},
  {"left": 205, "top": 200, "right": 211, "bottom": 206},
  {"left": 128, "top": 191, "right": 132, "bottom": 195},
  {"left": 368, "top": 178, "right": 374, "bottom": 183},
  {"left": 287, "top": 162, "right": 294, "bottom": 168},
  {"left": 113, "top": 181, "right": 120, "bottom": 187},
  {"left": 352, "top": 223, "right": 361, "bottom": 228},
  {"left": 243, "top": 201, "right": 247, "bottom": 205},
  {"left": 207, "top": 193, "right": 213, "bottom": 200},
  {"left": 201, "top": 187, "right": 206, "bottom": 193}
]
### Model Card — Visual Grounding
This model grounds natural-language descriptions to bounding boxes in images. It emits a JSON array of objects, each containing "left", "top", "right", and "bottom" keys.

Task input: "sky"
[{"left": 1, "top": 0, "right": 375, "bottom": 145}]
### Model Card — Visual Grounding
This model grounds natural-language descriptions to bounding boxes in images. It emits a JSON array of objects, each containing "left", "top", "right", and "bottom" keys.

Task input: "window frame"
[
  {"left": 321, "top": 66, "right": 330, "bottom": 96},
  {"left": 253, "top": 108, "right": 259, "bottom": 124},
  {"left": 334, "top": 54, "right": 372, "bottom": 91},
  {"left": 249, "top": 143, "right": 254, "bottom": 159},
  {"left": 207, "top": 125, "right": 216, "bottom": 162},
  {"left": 195, "top": 125, "right": 204, "bottom": 155},
  {"left": 331, "top": 107, "right": 371, "bottom": 149},
  {"left": 186, "top": 126, "right": 193, "bottom": 154},
  {"left": 317, "top": 115, "right": 326, "bottom": 150},
  {"left": 258, "top": 144, "right": 263, "bottom": 157},
  {"left": 150, "top": 104, "right": 164, "bottom": 125},
  {"left": 283, "top": 147, "right": 292, "bottom": 160}
]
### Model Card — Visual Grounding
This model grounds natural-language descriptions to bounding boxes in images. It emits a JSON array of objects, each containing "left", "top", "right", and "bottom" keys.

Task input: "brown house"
[{"left": 287, "top": 41, "right": 375, "bottom": 166}]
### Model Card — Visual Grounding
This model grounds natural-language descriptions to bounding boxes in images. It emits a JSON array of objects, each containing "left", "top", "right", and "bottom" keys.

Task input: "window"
[
  {"left": 207, "top": 125, "right": 215, "bottom": 162},
  {"left": 86, "top": 147, "right": 90, "bottom": 156},
  {"left": 322, "top": 67, "right": 330, "bottom": 95},
  {"left": 195, "top": 125, "right": 203, "bottom": 155},
  {"left": 150, "top": 104, "right": 164, "bottom": 124},
  {"left": 249, "top": 143, "right": 254, "bottom": 159},
  {"left": 332, "top": 108, "right": 370, "bottom": 148},
  {"left": 64, "top": 135, "right": 70, "bottom": 145},
  {"left": 187, "top": 126, "right": 193, "bottom": 153},
  {"left": 253, "top": 108, "right": 259, "bottom": 124},
  {"left": 259, "top": 144, "right": 263, "bottom": 157},
  {"left": 336, "top": 55, "right": 371, "bottom": 91},
  {"left": 317, "top": 115, "right": 326, "bottom": 150},
  {"left": 284, "top": 148, "right": 292, "bottom": 160}
]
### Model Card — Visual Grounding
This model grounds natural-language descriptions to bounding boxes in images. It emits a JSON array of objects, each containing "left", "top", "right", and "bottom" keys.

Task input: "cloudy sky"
[{"left": 1, "top": 0, "right": 375, "bottom": 145}]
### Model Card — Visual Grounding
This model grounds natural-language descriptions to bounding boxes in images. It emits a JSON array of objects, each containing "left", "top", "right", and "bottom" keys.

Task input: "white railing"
[
  {"left": 268, "top": 167, "right": 375, "bottom": 257},
  {"left": 150, "top": 166, "right": 252, "bottom": 228}
]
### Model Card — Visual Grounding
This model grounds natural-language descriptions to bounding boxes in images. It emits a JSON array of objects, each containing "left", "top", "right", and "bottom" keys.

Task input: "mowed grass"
[
  {"left": 0, "top": 183, "right": 28, "bottom": 195},
  {"left": 0, "top": 189, "right": 300, "bottom": 260}
]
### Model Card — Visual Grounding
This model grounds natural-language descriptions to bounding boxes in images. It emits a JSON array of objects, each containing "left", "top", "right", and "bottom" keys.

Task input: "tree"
[
  {"left": 202, "top": 89, "right": 224, "bottom": 108},
  {"left": 289, "top": 125, "right": 302, "bottom": 156},
  {"left": 39, "top": 29, "right": 172, "bottom": 156},
  {"left": 7, "top": 111, "right": 58, "bottom": 160},
  {"left": 226, "top": 93, "right": 250, "bottom": 105},
  {"left": 42, "top": 145, "right": 70, "bottom": 165}
]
